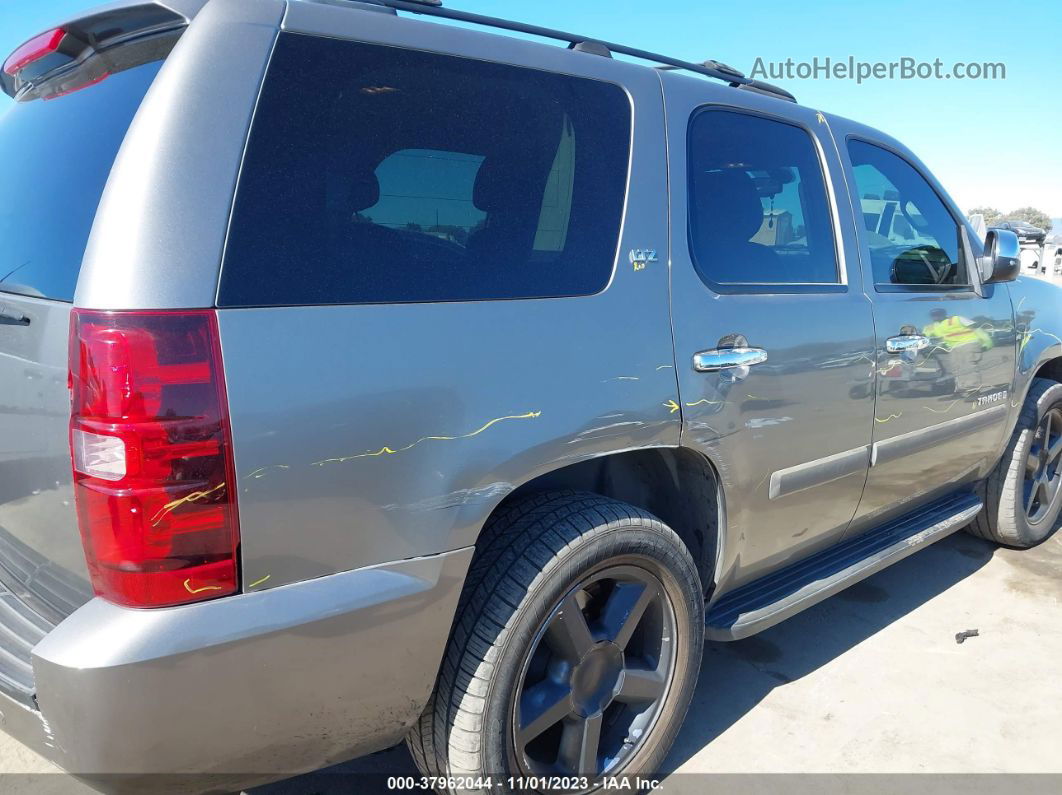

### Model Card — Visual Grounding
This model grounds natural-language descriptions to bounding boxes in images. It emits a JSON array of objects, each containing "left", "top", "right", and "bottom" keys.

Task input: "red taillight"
[
  {"left": 3, "top": 28, "right": 65, "bottom": 76},
  {"left": 69, "top": 310, "right": 240, "bottom": 607}
]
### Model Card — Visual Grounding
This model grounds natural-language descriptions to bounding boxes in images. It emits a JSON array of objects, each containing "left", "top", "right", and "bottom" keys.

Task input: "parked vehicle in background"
[
  {"left": 1, "top": 1, "right": 1061, "bottom": 792},
  {"left": 990, "top": 220, "right": 1047, "bottom": 246}
]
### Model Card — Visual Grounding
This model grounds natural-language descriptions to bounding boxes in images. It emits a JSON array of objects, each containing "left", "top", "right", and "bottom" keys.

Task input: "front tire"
[
  {"left": 407, "top": 492, "right": 704, "bottom": 793},
  {"left": 969, "top": 378, "right": 1062, "bottom": 547}
]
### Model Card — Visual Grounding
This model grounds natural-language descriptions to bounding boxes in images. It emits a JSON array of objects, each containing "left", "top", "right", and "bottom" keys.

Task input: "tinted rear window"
[
  {"left": 0, "top": 61, "right": 162, "bottom": 301},
  {"left": 219, "top": 34, "right": 631, "bottom": 307}
]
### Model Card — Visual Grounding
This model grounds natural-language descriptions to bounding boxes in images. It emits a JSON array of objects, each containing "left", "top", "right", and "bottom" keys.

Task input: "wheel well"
[
  {"left": 490, "top": 448, "right": 720, "bottom": 593},
  {"left": 1034, "top": 357, "right": 1062, "bottom": 384}
]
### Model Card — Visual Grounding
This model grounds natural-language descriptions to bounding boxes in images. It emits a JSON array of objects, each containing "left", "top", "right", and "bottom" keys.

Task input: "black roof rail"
[{"left": 354, "top": 0, "right": 797, "bottom": 103}]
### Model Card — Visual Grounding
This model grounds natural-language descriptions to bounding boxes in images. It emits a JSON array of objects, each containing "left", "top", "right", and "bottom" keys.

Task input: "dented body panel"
[{"left": 223, "top": 296, "right": 679, "bottom": 590}]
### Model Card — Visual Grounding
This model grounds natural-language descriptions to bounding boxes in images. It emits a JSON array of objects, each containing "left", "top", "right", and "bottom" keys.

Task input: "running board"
[{"left": 705, "top": 492, "right": 983, "bottom": 641}]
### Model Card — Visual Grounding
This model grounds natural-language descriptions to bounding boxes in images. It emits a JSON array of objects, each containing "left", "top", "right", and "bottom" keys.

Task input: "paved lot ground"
[{"left": 3, "top": 526, "right": 1059, "bottom": 793}]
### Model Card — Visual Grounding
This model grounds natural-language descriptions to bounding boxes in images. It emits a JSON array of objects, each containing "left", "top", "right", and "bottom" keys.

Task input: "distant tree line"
[{"left": 967, "top": 206, "right": 1054, "bottom": 232}]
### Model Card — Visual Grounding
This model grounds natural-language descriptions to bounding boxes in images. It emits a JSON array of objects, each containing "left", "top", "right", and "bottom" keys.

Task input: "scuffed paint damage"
[
  {"left": 183, "top": 579, "right": 224, "bottom": 595},
  {"left": 1020, "top": 327, "right": 1062, "bottom": 358},
  {"left": 381, "top": 482, "right": 514, "bottom": 513},
  {"left": 875, "top": 412, "right": 903, "bottom": 424},
  {"left": 567, "top": 421, "right": 647, "bottom": 445},
  {"left": 747, "top": 416, "right": 793, "bottom": 429},
  {"left": 685, "top": 398, "right": 724, "bottom": 408},
  {"left": 311, "top": 411, "right": 543, "bottom": 466},
  {"left": 243, "top": 464, "right": 291, "bottom": 482},
  {"left": 924, "top": 399, "right": 962, "bottom": 415},
  {"left": 151, "top": 482, "right": 227, "bottom": 526},
  {"left": 38, "top": 710, "right": 62, "bottom": 753}
]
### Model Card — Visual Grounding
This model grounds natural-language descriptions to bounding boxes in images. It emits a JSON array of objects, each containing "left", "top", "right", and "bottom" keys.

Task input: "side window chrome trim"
[{"left": 684, "top": 103, "right": 849, "bottom": 293}]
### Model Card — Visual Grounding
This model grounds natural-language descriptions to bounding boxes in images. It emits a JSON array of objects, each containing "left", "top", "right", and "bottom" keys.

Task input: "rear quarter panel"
[{"left": 221, "top": 4, "right": 678, "bottom": 590}]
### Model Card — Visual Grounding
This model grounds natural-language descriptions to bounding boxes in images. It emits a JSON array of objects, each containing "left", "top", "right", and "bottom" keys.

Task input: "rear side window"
[
  {"left": 0, "top": 61, "right": 162, "bottom": 301},
  {"left": 688, "top": 109, "right": 839, "bottom": 288},
  {"left": 219, "top": 34, "right": 631, "bottom": 307}
]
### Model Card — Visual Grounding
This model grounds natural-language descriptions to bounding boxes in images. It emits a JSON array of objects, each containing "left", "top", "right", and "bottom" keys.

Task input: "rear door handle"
[
  {"left": 0, "top": 307, "right": 30, "bottom": 326},
  {"left": 885, "top": 334, "right": 929, "bottom": 354},
  {"left": 692, "top": 347, "right": 768, "bottom": 372}
]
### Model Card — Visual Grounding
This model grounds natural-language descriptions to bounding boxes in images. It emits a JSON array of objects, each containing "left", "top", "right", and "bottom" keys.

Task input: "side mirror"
[{"left": 980, "top": 229, "right": 1021, "bottom": 284}]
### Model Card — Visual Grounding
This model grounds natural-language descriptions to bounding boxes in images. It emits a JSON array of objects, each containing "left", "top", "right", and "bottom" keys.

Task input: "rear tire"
[
  {"left": 407, "top": 491, "right": 704, "bottom": 793},
  {"left": 969, "top": 378, "right": 1062, "bottom": 548}
]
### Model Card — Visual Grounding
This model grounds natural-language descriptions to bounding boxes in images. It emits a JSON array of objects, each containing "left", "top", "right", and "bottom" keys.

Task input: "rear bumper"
[{"left": 0, "top": 547, "right": 472, "bottom": 787}]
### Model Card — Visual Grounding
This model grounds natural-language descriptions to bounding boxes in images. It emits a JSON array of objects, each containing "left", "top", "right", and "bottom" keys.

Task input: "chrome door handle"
[
  {"left": 885, "top": 335, "right": 929, "bottom": 354},
  {"left": 692, "top": 347, "right": 768, "bottom": 372}
]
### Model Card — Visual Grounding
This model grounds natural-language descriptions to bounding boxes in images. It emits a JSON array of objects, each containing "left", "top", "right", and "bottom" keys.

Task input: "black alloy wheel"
[{"left": 512, "top": 564, "right": 676, "bottom": 779}]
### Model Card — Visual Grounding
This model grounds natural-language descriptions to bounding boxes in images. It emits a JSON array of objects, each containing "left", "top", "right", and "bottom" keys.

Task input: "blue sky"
[{"left": 2, "top": 0, "right": 1059, "bottom": 217}]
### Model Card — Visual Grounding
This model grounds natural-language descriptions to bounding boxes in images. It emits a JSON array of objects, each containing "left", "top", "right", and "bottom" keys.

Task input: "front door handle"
[
  {"left": 885, "top": 334, "right": 929, "bottom": 354},
  {"left": 692, "top": 347, "right": 768, "bottom": 372}
]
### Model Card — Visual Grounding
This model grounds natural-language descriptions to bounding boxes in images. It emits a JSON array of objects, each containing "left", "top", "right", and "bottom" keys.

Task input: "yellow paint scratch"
[
  {"left": 816, "top": 111, "right": 827, "bottom": 124},
  {"left": 183, "top": 579, "right": 223, "bottom": 594},
  {"left": 244, "top": 465, "right": 290, "bottom": 480},
  {"left": 875, "top": 413, "right": 903, "bottom": 423},
  {"left": 312, "top": 411, "right": 542, "bottom": 465},
  {"left": 1020, "top": 327, "right": 1062, "bottom": 355},
  {"left": 663, "top": 399, "right": 680, "bottom": 414},
  {"left": 685, "top": 398, "right": 724, "bottom": 408},
  {"left": 247, "top": 574, "right": 271, "bottom": 589},
  {"left": 924, "top": 399, "right": 961, "bottom": 415},
  {"left": 151, "top": 482, "right": 226, "bottom": 527}
]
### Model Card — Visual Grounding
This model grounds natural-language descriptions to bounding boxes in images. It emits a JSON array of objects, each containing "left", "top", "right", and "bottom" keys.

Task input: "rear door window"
[
  {"left": 0, "top": 60, "right": 162, "bottom": 301},
  {"left": 219, "top": 34, "right": 632, "bottom": 307},
  {"left": 687, "top": 109, "right": 840, "bottom": 288}
]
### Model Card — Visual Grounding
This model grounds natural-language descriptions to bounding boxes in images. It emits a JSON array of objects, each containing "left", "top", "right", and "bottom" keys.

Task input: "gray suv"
[{"left": 1, "top": 0, "right": 1060, "bottom": 791}]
